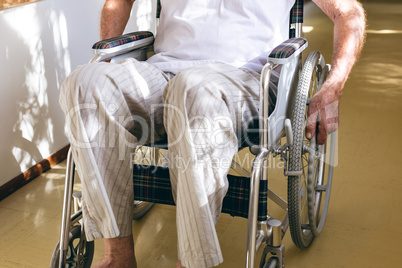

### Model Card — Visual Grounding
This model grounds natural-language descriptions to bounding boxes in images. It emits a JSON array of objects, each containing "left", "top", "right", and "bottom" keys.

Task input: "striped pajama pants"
[{"left": 59, "top": 58, "right": 278, "bottom": 268}]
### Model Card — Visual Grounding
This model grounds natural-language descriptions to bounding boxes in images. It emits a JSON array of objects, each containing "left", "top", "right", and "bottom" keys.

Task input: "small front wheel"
[
  {"left": 263, "top": 257, "right": 280, "bottom": 268},
  {"left": 49, "top": 225, "right": 94, "bottom": 268}
]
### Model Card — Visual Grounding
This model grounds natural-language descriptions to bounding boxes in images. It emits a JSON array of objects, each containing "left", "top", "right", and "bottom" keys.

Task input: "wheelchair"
[{"left": 50, "top": 0, "right": 337, "bottom": 267}]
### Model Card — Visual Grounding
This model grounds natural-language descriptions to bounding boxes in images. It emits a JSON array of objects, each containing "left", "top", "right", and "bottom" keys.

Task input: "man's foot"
[
  {"left": 93, "top": 235, "right": 137, "bottom": 268},
  {"left": 176, "top": 260, "right": 185, "bottom": 268}
]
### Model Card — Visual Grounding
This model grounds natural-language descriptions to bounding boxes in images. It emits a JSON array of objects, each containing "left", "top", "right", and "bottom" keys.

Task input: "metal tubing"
[
  {"left": 70, "top": 210, "right": 83, "bottom": 226},
  {"left": 295, "top": 22, "right": 303, "bottom": 38},
  {"left": 259, "top": 63, "right": 273, "bottom": 150},
  {"left": 255, "top": 230, "right": 266, "bottom": 253},
  {"left": 268, "top": 219, "right": 282, "bottom": 247},
  {"left": 246, "top": 149, "right": 269, "bottom": 268},
  {"left": 267, "top": 187, "right": 288, "bottom": 210},
  {"left": 246, "top": 62, "right": 274, "bottom": 268},
  {"left": 255, "top": 221, "right": 272, "bottom": 253},
  {"left": 58, "top": 148, "right": 75, "bottom": 268},
  {"left": 259, "top": 63, "right": 276, "bottom": 186},
  {"left": 72, "top": 192, "right": 82, "bottom": 214}
]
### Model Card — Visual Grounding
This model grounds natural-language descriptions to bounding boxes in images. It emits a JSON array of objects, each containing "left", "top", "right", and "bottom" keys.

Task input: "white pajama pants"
[{"left": 59, "top": 58, "right": 278, "bottom": 268}]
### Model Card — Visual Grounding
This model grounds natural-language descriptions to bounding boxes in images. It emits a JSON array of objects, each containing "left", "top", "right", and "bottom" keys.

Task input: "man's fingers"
[
  {"left": 305, "top": 106, "right": 318, "bottom": 140},
  {"left": 316, "top": 120, "right": 328, "bottom": 145},
  {"left": 304, "top": 89, "right": 340, "bottom": 144}
]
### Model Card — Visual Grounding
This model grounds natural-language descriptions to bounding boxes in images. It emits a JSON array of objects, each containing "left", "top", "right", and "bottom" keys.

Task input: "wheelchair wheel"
[
  {"left": 288, "top": 51, "right": 329, "bottom": 249},
  {"left": 133, "top": 201, "right": 154, "bottom": 220},
  {"left": 50, "top": 225, "right": 94, "bottom": 268}
]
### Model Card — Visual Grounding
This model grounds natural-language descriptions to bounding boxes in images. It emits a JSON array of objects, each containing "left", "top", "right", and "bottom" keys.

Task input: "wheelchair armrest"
[
  {"left": 91, "top": 31, "right": 154, "bottom": 62},
  {"left": 268, "top": 37, "right": 308, "bottom": 65}
]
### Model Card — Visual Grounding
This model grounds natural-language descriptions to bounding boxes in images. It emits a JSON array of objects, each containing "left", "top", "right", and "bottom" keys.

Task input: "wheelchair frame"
[{"left": 52, "top": 1, "right": 337, "bottom": 267}]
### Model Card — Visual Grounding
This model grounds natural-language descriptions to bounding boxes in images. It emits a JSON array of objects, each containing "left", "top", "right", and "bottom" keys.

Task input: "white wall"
[{"left": 0, "top": 0, "right": 156, "bottom": 186}]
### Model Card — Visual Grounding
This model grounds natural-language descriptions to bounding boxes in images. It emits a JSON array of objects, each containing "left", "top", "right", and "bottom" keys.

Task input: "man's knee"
[
  {"left": 59, "top": 62, "right": 110, "bottom": 113},
  {"left": 164, "top": 64, "right": 224, "bottom": 110}
]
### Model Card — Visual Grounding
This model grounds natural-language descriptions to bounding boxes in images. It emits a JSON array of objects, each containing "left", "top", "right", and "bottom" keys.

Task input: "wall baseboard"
[{"left": 0, "top": 145, "right": 70, "bottom": 201}]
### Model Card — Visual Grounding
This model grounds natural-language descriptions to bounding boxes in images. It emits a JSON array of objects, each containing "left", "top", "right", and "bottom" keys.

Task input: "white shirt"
[{"left": 147, "top": 0, "right": 295, "bottom": 74}]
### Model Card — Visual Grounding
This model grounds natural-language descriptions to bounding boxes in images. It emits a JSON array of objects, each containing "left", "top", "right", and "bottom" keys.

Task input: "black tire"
[
  {"left": 50, "top": 225, "right": 94, "bottom": 268},
  {"left": 133, "top": 201, "right": 154, "bottom": 220},
  {"left": 287, "top": 51, "right": 326, "bottom": 249}
]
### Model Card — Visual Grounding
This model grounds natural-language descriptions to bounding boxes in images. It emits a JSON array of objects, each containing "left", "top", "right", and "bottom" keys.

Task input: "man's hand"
[
  {"left": 306, "top": 80, "right": 341, "bottom": 145},
  {"left": 308, "top": 0, "right": 366, "bottom": 144}
]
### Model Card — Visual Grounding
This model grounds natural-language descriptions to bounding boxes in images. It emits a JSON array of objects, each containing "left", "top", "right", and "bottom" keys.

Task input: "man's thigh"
[
  {"left": 163, "top": 63, "right": 261, "bottom": 134},
  {"left": 61, "top": 57, "right": 171, "bottom": 146}
]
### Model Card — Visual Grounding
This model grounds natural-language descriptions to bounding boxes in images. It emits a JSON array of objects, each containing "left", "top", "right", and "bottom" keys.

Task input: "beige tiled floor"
[{"left": 1, "top": 0, "right": 402, "bottom": 267}]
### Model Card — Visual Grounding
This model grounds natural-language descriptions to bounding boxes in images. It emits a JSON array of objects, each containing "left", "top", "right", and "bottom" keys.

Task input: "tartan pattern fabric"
[
  {"left": 290, "top": 0, "right": 304, "bottom": 24},
  {"left": 92, "top": 31, "right": 154, "bottom": 50},
  {"left": 289, "top": 0, "right": 304, "bottom": 38},
  {"left": 157, "top": 0, "right": 161, "bottom": 19},
  {"left": 222, "top": 175, "right": 268, "bottom": 221},
  {"left": 289, "top": 29, "right": 296, "bottom": 39},
  {"left": 133, "top": 164, "right": 175, "bottom": 205},
  {"left": 133, "top": 164, "right": 268, "bottom": 222},
  {"left": 156, "top": 1, "right": 303, "bottom": 38},
  {"left": 269, "top": 37, "right": 307, "bottom": 59},
  {"left": 156, "top": 0, "right": 303, "bottom": 23}
]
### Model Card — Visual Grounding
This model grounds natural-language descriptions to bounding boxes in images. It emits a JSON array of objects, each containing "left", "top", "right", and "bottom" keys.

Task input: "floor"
[{"left": 1, "top": 0, "right": 402, "bottom": 267}]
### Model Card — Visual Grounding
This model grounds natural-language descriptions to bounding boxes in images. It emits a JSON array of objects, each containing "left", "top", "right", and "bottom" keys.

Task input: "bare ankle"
[
  {"left": 176, "top": 260, "right": 185, "bottom": 268},
  {"left": 104, "top": 235, "right": 135, "bottom": 257},
  {"left": 94, "top": 235, "right": 137, "bottom": 268}
]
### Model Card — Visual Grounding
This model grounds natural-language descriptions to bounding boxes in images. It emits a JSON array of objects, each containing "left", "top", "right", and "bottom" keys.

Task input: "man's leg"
[
  {"left": 59, "top": 58, "right": 169, "bottom": 267},
  {"left": 163, "top": 64, "right": 262, "bottom": 268},
  {"left": 94, "top": 236, "right": 136, "bottom": 268}
]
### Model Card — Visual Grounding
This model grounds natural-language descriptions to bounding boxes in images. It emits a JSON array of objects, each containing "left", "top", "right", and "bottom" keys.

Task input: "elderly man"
[{"left": 59, "top": 0, "right": 366, "bottom": 267}]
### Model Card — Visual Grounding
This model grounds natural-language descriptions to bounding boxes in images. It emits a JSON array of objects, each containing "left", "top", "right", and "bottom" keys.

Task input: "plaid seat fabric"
[
  {"left": 92, "top": 31, "right": 154, "bottom": 50},
  {"left": 133, "top": 164, "right": 268, "bottom": 222}
]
